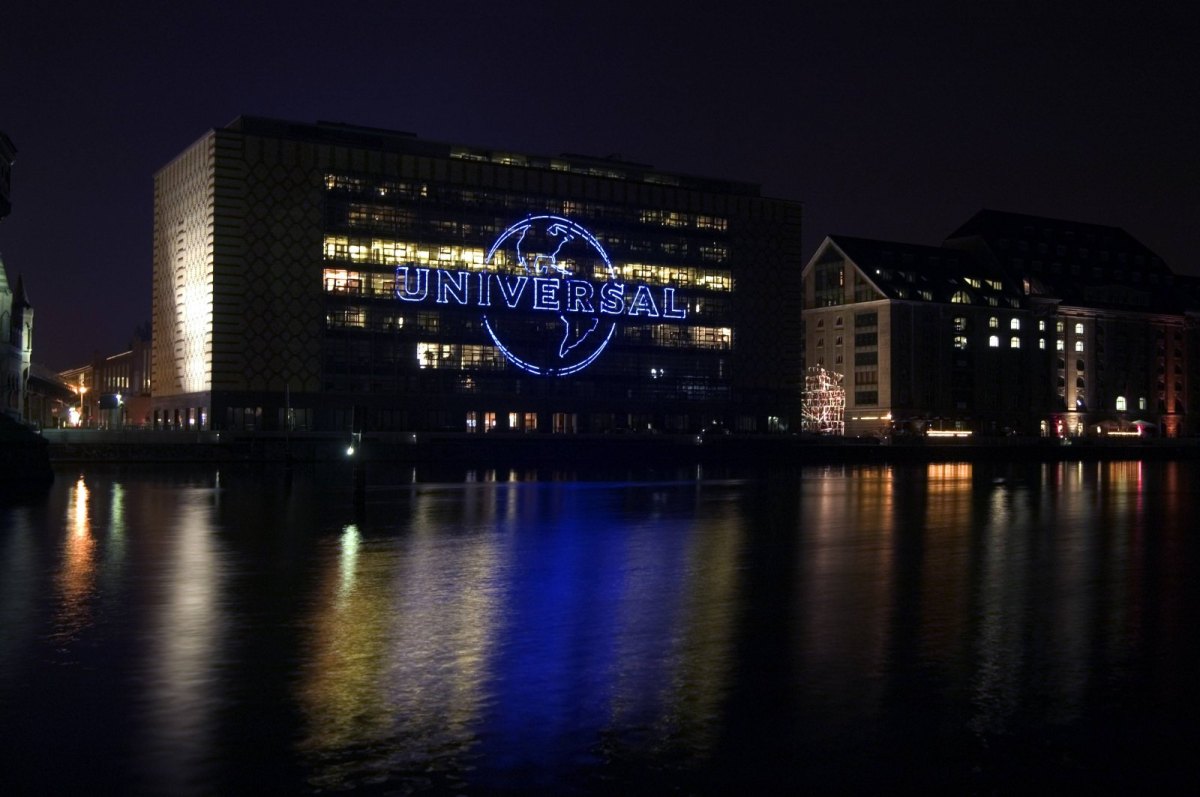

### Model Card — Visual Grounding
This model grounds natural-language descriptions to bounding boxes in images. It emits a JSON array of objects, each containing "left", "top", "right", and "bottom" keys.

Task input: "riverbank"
[
  {"left": 0, "top": 414, "right": 54, "bottom": 497},
  {"left": 40, "top": 428, "right": 1200, "bottom": 466}
]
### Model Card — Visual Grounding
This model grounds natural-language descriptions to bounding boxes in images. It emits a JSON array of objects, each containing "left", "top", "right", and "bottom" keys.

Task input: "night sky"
[{"left": 3, "top": 1, "right": 1197, "bottom": 370}]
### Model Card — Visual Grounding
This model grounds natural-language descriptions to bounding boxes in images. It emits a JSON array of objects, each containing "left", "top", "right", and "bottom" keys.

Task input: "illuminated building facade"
[
  {"left": 803, "top": 210, "right": 1196, "bottom": 438},
  {"left": 152, "top": 117, "right": 803, "bottom": 433},
  {"left": 60, "top": 326, "right": 152, "bottom": 428}
]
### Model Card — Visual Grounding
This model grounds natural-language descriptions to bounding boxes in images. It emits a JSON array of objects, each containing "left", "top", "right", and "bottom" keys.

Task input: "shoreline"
[{"left": 38, "top": 429, "right": 1200, "bottom": 465}]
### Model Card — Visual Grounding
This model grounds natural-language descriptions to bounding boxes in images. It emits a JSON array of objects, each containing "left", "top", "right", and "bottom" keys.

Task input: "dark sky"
[{"left": 3, "top": 1, "right": 1197, "bottom": 370}]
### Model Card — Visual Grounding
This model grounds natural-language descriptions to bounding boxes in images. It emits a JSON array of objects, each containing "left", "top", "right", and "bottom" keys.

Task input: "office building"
[{"left": 152, "top": 117, "right": 803, "bottom": 433}]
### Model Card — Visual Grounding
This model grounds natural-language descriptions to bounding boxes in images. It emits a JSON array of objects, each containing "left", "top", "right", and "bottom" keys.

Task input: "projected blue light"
[{"left": 392, "top": 215, "right": 688, "bottom": 377}]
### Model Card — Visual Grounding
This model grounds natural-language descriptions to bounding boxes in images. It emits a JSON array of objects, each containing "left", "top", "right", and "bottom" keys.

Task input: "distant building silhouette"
[{"left": 1, "top": 132, "right": 35, "bottom": 423}]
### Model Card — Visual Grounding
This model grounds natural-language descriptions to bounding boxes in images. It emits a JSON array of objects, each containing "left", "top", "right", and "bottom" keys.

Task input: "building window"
[
  {"left": 855, "top": 391, "right": 878, "bottom": 405},
  {"left": 954, "top": 335, "right": 968, "bottom": 350},
  {"left": 1074, "top": 322, "right": 1084, "bottom": 335},
  {"left": 1038, "top": 320, "right": 1046, "bottom": 331},
  {"left": 953, "top": 316, "right": 967, "bottom": 332},
  {"left": 1010, "top": 318, "right": 1020, "bottom": 330},
  {"left": 835, "top": 316, "right": 844, "bottom": 327},
  {"left": 1039, "top": 338, "right": 1046, "bottom": 349},
  {"left": 988, "top": 316, "right": 999, "bottom": 329},
  {"left": 1076, "top": 359, "right": 1085, "bottom": 371},
  {"left": 988, "top": 335, "right": 1000, "bottom": 348},
  {"left": 817, "top": 338, "right": 824, "bottom": 348},
  {"left": 855, "top": 311, "right": 878, "bottom": 327},
  {"left": 951, "top": 291, "right": 971, "bottom": 304},
  {"left": 1139, "top": 397, "right": 1147, "bottom": 411},
  {"left": 1075, "top": 340, "right": 1084, "bottom": 352},
  {"left": 1057, "top": 321, "right": 1065, "bottom": 333},
  {"left": 1010, "top": 336, "right": 1020, "bottom": 348},
  {"left": 1116, "top": 396, "right": 1127, "bottom": 411}
]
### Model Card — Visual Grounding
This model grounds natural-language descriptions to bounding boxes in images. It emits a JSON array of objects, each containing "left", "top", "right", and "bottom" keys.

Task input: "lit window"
[
  {"left": 1116, "top": 396, "right": 1127, "bottom": 411},
  {"left": 1010, "top": 336, "right": 1021, "bottom": 348},
  {"left": 1010, "top": 318, "right": 1021, "bottom": 330},
  {"left": 1075, "top": 340, "right": 1084, "bottom": 352},
  {"left": 1039, "top": 338, "right": 1046, "bottom": 349},
  {"left": 1074, "top": 322, "right": 1084, "bottom": 335},
  {"left": 951, "top": 291, "right": 971, "bottom": 304},
  {"left": 988, "top": 316, "right": 999, "bottom": 329},
  {"left": 1139, "top": 397, "right": 1147, "bottom": 410},
  {"left": 1038, "top": 320, "right": 1046, "bottom": 331},
  {"left": 1057, "top": 321, "right": 1065, "bottom": 333},
  {"left": 954, "top": 335, "right": 968, "bottom": 350},
  {"left": 988, "top": 335, "right": 1000, "bottom": 348},
  {"left": 953, "top": 316, "right": 967, "bottom": 332}
]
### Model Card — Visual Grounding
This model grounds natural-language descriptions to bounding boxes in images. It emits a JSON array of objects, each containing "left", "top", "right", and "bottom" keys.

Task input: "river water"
[{"left": 1, "top": 460, "right": 1197, "bottom": 794}]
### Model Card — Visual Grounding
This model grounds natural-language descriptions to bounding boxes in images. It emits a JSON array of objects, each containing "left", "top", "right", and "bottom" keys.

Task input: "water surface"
[{"left": 1, "top": 460, "right": 1198, "bottom": 793}]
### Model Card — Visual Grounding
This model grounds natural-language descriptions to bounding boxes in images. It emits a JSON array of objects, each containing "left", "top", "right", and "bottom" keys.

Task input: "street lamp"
[{"left": 74, "top": 377, "right": 89, "bottom": 428}]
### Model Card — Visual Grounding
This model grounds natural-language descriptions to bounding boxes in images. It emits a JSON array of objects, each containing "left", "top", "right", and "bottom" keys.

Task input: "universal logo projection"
[{"left": 394, "top": 216, "right": 689, "bottom": 376}]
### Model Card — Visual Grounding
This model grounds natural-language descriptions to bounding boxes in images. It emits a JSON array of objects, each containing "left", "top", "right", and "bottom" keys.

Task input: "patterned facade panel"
[{"left": 224, "top": 134, "right": 323, "bottom": 393}]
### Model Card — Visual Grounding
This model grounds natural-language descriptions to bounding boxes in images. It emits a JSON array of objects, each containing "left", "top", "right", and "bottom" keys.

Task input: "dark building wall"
[{"left": 153, "top": 118, "right": 804, "bottom": 432}]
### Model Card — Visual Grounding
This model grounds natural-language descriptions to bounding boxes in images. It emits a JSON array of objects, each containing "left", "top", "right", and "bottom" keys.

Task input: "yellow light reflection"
[
  {"left": 299, "top": 493, "right": 508, "bottom": 788},
  {"left": 54, "top": 476, "right": 97, "bottom": 643}
]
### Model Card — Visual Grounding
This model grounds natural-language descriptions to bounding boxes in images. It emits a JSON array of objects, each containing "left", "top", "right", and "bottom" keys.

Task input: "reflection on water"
[
  {"left": 1, "top": 461, "right": 1198, "bottom": 793},
  {"left": 298, "top": 481, "right": 744, "bottom": 792},
  {"left": 54, "top": 475, "right": 97, "bottom": 644},
  {"left": 142, "top": 488, "right": 228, "bottom": 795}
]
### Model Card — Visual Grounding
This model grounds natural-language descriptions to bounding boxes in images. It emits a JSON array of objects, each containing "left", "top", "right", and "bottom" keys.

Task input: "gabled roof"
[
  {"left": 822, "top": 235, "right": 1022, "bottom": 307},
  {"left": 947, "top": 209, "right": 1186, "bottom": 313}
]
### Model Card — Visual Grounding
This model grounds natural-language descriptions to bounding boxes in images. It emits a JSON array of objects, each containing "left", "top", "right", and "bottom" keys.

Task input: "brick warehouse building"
[
  {"left": 802, "top": 210, "right": 1200, "bottom": 438},
  {"left": 152, "top": 117, "right": 803, "bottom": 433}
]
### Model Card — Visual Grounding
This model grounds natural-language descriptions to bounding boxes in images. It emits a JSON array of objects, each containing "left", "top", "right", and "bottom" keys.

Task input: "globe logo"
[{"left": 481, "top": 216, "right": 619, "bottom": 376}]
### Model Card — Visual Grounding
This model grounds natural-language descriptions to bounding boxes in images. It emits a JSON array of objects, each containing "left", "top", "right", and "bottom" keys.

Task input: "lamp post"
[{"left": 74, "top": 377, "right": 89, "bottom": 428}]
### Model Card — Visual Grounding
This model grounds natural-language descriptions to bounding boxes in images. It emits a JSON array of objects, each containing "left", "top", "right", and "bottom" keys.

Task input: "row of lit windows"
[
  {"left": 326, "top": 175, "right": 731, "bottom": 238},
  {"left": 326, "top": 301, "right": 730, "bottom": 352},
  {"left": 326, "top": 306, "right": 442, "bottom": 333},
  {"left": 324, "top": 239, "right": 733, "bottom": 290},
  {"left": 950, "top": 290, "right": 1021, "bottom": 308},
  {"left": 416, "top": 342, "right": 506, "bottom": 370},
  {"left": 620, "top": 263, "right": 732, "bottom": 291},
  {"left": 638, "top": 210, "right": 728, "bottom": 231},
  {"left": 962, "top": 277, "right": 1004, "bottom": 291},
  {"left": 641, "top": 324, "right": 732, "bottom": 350},
  {"left": 324, "top": 238, "right": 498, "bottom": 270}
]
